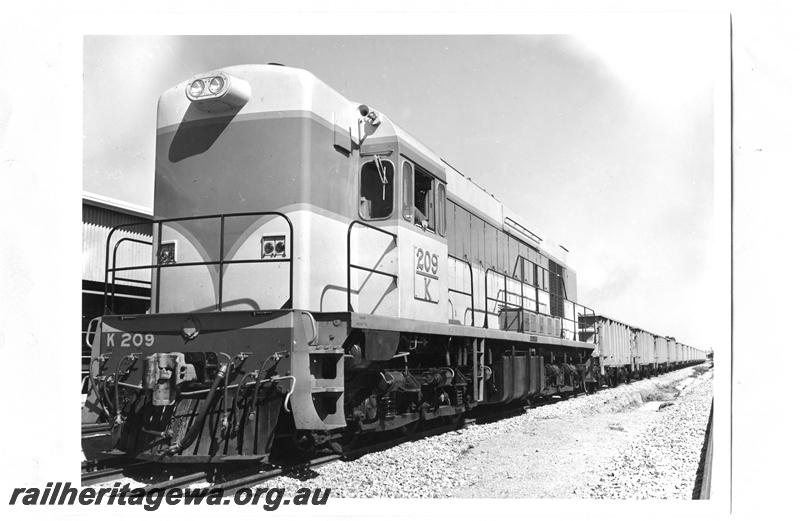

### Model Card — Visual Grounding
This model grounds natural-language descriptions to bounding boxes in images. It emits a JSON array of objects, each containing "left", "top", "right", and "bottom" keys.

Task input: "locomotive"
[{"left": 82, "top": 64, "right": 703, "bottom": 462}]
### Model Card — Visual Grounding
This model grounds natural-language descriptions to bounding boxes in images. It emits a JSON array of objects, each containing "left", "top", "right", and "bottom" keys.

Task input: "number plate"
[
  {"left": 413, "top": 246, "right": 439, "bottom": 303},
  {"left": 105, "top": 332, "right": 155, "bottom": 349}
]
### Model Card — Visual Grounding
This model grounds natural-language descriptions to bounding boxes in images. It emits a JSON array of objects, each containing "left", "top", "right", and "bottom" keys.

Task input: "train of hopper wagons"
[{"left": 82, "top": 64, "right": 707, "bottom": 463}]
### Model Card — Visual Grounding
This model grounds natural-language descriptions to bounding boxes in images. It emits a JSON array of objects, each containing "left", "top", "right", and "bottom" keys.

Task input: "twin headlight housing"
[
  {"left": 187, "top": 75, "right": 226, "bottom": 99},
  {"left": 185, "top": 72, "right": 251, "bottom": 111}
]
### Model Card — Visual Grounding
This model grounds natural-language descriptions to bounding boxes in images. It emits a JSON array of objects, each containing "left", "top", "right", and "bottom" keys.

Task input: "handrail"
[
  {"left": 111, "top": 237, "right": 152, "bottom": 307},
  {"left": 484, "top": 267, "right": 514, "bottom": 327},
  {"left": 346, "top": 220, "right": 398, "bottom": 312},
  {"left": 104, "top": 211, "right": 294, "bottom": 314},
  {"left": 299, "top": 310, "right": 319, "bottom": 346},
  {"left": 447, "top": 254, "right": 475, "bottom": 326},
  {"left": 483, "top": 263, "right": 595, "bottom": 340},
  {"left": 85, "top": 317, "right": 101, "bottom": 349}
]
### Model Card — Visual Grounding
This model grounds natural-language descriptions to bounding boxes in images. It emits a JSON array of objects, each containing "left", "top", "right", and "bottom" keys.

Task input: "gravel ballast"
[
  {"left": 86, "top": 364, "right": 713, "bottom": 497},
  {"left": 266, "top": 364, "right": 714, "bottom": 498},
  {"left": 577, "top": 366, "right": 713, "bottom": 499}
]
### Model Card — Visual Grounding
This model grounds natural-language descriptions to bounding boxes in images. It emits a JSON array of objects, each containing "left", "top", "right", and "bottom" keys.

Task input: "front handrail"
[
  {"left": 110, "top": 237, "right": 152, "bottom": 306},
  {"left": 299, "top": 310, "right": 319, "bottom": 346},
  {"left": 84, "top": 317, "right": 102, "bottom": 349},
  {"left": 346, "top": 220, "right": 398, "bottom": 312},
  {"left": 104, "top": 211, "right": 294, "bottom": 314}
]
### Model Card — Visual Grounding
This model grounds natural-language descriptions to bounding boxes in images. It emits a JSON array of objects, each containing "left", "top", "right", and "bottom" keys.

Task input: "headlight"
[
  {"left": 189, "top": 79, "right": 205, "bottom": 97},
  {"left": 208, "top": 76, "right": 225, "bottom": 94}
]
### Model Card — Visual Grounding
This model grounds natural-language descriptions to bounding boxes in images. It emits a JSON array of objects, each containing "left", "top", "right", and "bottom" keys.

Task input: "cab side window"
[
  {"left": 401, "top": 159, "right": 446, "bottom": 237},
  {"left": 413, "top": 167, "right": 435, "bottom": 231},
  {"left": 402, "top": 161, "right": 414, "bottom": 222},
  {"left": 436, "top": 183, "right": 446, "bottom": 236},
  {"left": 359, "top": 159, "right": 394, "bottom": 219}
]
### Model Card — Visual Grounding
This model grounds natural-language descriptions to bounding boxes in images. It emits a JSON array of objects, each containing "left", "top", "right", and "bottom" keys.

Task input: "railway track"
[
  {"left": 80, "top": 399, "right": 559, "bottom": 491},
  {"left": 693, "top": 400, "right": 713, "bottom": 499},
  {"left": 80, "top": 408, "right": 487, "bottom": 490},
  {"left": 82, "top": 461, "right": 150, "bottom": 486},
  {"left": 82, "top": 424, "right": 111, "bottom": 436},
  {"left": 81, "top": 367, "right": 702, "bottom": 492},
  {"left": 80, "top": 420, "right": 468, "bottom": 491},
  {"left": 81, "top": 455, "right": 343, "bottom": 493}
]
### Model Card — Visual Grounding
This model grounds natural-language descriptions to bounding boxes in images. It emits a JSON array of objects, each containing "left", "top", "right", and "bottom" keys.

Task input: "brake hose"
[
  {"left": 226, "top": 370, "right": 256, "bottom": 439},
  {"left": 217, "top": 353, "right": 233, "bottom": 436},
  {"left": 86, "top": 358, "right": 111, "bottom": 419},
  {"left": 251, "top": 356, "right": 274, "bottom": 408},
  {"left": 113, "top": 355, "right": 132, "bottom": 424},
  {"left": 162, "top": 360, "right": 229, "bottom": 457}
]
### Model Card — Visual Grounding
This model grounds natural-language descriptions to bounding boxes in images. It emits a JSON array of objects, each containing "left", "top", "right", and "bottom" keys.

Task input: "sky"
[{"left": 84, "top": 27, "right": 721, "bottom": 349}]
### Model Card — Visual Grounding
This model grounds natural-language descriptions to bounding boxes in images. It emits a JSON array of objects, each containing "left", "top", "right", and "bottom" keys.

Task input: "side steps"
[{"left": 289, "top": 312, "right": 346, "bottom": 430}]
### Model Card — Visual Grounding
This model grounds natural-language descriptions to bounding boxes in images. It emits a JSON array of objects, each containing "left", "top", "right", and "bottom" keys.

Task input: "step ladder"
[{"left": 472, "top": 338, "right": 485, "bottom": 403}]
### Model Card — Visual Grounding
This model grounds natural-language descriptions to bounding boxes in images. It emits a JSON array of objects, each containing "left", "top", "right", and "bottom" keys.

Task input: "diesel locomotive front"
[{"left": 83, "top": 64, "right": 605, "bottom": 462}]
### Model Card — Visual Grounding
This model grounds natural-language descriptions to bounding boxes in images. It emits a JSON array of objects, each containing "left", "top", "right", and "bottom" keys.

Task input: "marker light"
[
  {"left": 208, "top": 76, "right": 224, "bottom": 94},
  {"left": 261, "top": 235, "right": 287, "bottom": 258},
  {"left": 158, "top": 243, "right": 176, "bottom": 265}
]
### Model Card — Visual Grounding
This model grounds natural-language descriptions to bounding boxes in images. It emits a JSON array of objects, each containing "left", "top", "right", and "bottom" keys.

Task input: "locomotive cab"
[{"left": 351, "top": 126, "right": 450, "bottom": 324}]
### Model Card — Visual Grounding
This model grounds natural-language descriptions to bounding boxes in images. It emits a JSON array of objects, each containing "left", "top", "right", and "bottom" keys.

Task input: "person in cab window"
[
  {"left": 413, "top": 174, "right": 433, "bottom": 230},
  {"left": 414, "top": 204, "right": 428, "bottom": 229}
]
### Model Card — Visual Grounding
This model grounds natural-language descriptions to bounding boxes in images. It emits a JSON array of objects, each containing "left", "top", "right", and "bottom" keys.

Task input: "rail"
[
  {"left": 693, "top": 400, "right": 713, "bottom": 499},
  {"left": 104, "top": 211, "right": 294, "bottom": 314},
  {"left": 447, "top": 254, "right": 475, "bottom": 326},
  {"left": 346, "top": 220, "right": 398, "bottom": 312}
]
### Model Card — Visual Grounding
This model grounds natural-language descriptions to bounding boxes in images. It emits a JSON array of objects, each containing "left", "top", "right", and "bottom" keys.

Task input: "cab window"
[
  {"left": 413, "top": 167, "right": 435, "bottom": 231},
  {"left": 436, "top": 183, "right": 446, "bottom": 236},
  {"left": 359, "top": 158, "right": 394, "bottom": 219},
  {"left": 402, "top": 161, "right": 414, "bottom": 222}
]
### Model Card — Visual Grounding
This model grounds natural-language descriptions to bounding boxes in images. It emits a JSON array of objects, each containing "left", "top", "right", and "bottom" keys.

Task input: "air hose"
[
  {"left": 162, "top": 360, "right": 229, "bottom": 457},
  {"left": 86, "top": 358, "right": 111, "bottom": 420}
]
